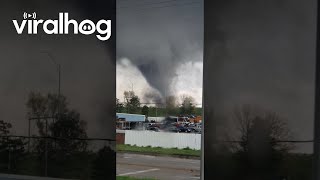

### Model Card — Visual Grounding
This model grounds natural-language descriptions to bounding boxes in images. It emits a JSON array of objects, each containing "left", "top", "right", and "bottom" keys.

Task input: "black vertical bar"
[
  {"left": 314, "top": 0, "right": 320, "bottom": 179},
  {"left": 45, "top": 118, "right": 48, "bottom": 176},
  {"left": 28, "top": 118, "right": 30, "bottom": 152},
  {"left": 200, "top": 87, "right": 204, "bottom": 180}
]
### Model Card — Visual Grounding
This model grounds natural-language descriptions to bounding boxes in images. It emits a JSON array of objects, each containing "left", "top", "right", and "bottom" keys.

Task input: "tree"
[
  {"left": 123, "top": 91, "right": 141, "bottom": 114},
  {"left": 26, "top": 92, "right": 88, "bottom": 155},
  {"left": 26, "top": 92, "right": 49, "bottom": 119},
  {"left": 26, "top": 92, "right": 68, "bottom": 119},
  {"left": 91, "top": 146, "right": 115, "bottom": 180},
  {"left": 141, "top": 105, "right": 149, "bottom": 117},
  {"left": 0, "top": 120, "right": 25, "bottom": 171},
  {"left": 116, "top": 98, "right": 124, "bottom": 113},
  {"left": 233, "top": 105, "right": 292, "bottom": 153},
  {"left": 127, "top": 96, "right": 141, "bottom": 114},
  {"left": 50, "top": 110, "right": 87, "bottom": 153},
  {"left": 233, "top": 105, "right": 293, "bottom": 179},
  {"left": 123, "top": 91, "right": 135, "bottom": 104},
  {"left": 179, "top": 95, "right": 196, "bottom": 115},
  {"left": 166, "top": 96, "right": 178, "bottom": 115}
]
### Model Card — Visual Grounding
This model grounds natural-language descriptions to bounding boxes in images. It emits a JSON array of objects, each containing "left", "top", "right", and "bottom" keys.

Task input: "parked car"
[
  {"left": 147, "top": 127, "right": 160, "bottom": 132},
  {"left": 187, "top": 127, "right": 201, "bottom": 133},
  {"left": 166, "top": 126, "right": 182, "bottom": 133},
  {"left": 176, "top": 126, "right": 191, "bottom": 133}
]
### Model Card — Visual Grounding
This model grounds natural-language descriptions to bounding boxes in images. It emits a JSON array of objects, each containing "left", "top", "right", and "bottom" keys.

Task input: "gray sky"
[
  {"left": 0, "top": 0, "right": 116, "bottom": 139},
  {"left": 116, "top": 0, "right": 204, "bottom": 105},
  {"left": 204, "top": 0, "right": 317, "bottom": 153}
]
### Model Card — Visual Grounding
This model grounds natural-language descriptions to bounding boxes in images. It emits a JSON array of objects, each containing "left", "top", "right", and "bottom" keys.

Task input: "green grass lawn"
[
  {"left": 117, "top": 176, "right": 156, "bottom": 180},
  {"left": 116, "top": 144, "right": 200, "bottom": 157}
]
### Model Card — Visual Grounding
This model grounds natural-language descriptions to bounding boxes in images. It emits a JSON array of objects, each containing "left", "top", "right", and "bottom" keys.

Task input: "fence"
[
  {"left": 0, "top": 135, "right": 116, "bottom": 179},
  {"left": 124, "top": 130, "right": 201, "bottom": 150}
]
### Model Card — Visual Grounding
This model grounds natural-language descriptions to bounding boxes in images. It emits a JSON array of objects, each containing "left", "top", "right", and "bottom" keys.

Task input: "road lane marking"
[
  {"left": 117, "top": 168, "right": 160, "bottom": 176},
  {"left": 175, "top": 176, "right": 200, "bottom": 179}
]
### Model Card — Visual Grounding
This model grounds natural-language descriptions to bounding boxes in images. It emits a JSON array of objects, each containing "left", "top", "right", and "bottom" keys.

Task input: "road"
[
  {"left": 0, "top": 153, "right": 200, "bottom": 180},
  {"left": 117, "top": 153, "right": 200, "bottom": 180}
]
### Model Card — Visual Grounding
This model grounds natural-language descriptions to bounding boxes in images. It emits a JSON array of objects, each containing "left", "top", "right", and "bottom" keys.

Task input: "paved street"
[
  {"left": 117, "top": 153, "right": 200, "bottom": 180},
  {"left": 0, "top": 153, "right": 200, "bottom": 180}
]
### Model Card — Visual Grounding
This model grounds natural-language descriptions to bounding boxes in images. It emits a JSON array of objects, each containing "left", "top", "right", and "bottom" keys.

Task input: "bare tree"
[
  {"left": 231, "top": 105, "right": 294, "bottom": 179},
  {"left": 233, "top": 105, "right": 293, "bottom": 153}
]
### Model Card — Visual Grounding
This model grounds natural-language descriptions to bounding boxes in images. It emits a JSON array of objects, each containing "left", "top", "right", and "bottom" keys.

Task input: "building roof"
[{"left": 116, "top": 113, "right": 145, "bottom": 122}]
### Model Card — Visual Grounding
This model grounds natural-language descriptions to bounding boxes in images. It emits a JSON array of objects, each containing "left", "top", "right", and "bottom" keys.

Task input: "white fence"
[{"left": 124, "top": 130, "right": 201, "bottom": 150}]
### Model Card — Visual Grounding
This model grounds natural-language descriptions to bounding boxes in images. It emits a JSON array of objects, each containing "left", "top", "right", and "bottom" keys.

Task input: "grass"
[
  {"left": 116, "top": 144, "right": 201, "bottom": 157},
  {"left": 117, "top": 176, "right": 156, "bottom": 180}
]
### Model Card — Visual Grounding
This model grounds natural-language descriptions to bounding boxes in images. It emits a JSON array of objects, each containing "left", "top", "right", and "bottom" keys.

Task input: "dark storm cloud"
[
  {"left": 0, "top": 0, "right": 115, "bottom": 139},
  {"left": 204, "top": 0, "right": 317, "bottom": 152},
  {"left": 117, "top": 0, "right": 203, "bottom": 97}
]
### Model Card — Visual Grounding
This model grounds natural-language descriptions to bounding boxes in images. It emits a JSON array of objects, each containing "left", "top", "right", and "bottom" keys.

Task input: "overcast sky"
[
  {"left": 116, "top": 0, "right": 203, "bottom": 105},
  {"left": 204, "top": 0, "right": 317, "bottom": 153},
  {"left": 0, "top": 0, "right": 116, "bottom": 139}
]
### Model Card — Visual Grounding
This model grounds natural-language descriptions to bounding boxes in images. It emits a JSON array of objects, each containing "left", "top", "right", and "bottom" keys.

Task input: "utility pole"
[
  {"left": 57, "top": 63, "right": 61, "bottom": 124},
  {"left": 40, "top": 51, "right": 61, "bottom": 177},
  {"left": 58, "top": 64, "right": 61, "bottom": 98},
  {"left": 28, "top": 118, "right": 30, "bottom": 152},
  {"left": 41, "top": 51, "right": 61, "bottom": 119},
  {"left": 45, "top": 118, "right": 48, "bottom": 177},
  {"left": 314, "top": 0, "right": 320, "bottom": 179},
  {"left": 40, "top": 51, "right": 61, "bottom": 105}
]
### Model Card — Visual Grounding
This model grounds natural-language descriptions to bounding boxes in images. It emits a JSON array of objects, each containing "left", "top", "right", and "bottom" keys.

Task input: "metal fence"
[
  {"left": 0, "top": 135, "right": 116, "bottom": 180},
  {"left": 124, "top": 130, "right": 201, "bottom": 150}
]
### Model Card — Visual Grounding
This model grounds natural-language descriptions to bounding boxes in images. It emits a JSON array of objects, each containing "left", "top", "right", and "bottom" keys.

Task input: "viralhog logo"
[{"left": 13, "top": 12, "right": 112, "bottom": 41}]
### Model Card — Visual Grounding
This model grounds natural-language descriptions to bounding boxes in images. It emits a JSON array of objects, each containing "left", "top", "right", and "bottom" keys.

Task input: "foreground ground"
[
  {"left": 117, "top": 153, "right": 200, "bottom": 180},
  {"left": 0, "top": 174, "right": 74, "bottom": 180}
]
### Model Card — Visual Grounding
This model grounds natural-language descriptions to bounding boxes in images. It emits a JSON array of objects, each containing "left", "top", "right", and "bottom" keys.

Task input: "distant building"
[
  {"left": 147, "top": 116, "right": 165, "bottom": 123},
  {"left": 116, "top": 113, "right": 145, "bottom": 130},
  {"left": 116, "top": 113, "right": 145, "bottom": 122}
]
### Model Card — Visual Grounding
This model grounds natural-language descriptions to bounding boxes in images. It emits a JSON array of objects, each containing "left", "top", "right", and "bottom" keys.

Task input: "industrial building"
[{"left": 116, "top": 113, "right": 145, "bottom": 130}]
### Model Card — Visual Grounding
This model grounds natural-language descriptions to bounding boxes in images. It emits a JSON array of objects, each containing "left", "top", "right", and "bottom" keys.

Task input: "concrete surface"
[{"left": 117, "top": 153, "right": 200, "bottom": 180}]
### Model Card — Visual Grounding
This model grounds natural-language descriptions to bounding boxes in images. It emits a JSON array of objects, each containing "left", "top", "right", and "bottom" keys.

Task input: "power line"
[{"left": 0, "top": 135, "right": 313, "bottom": 144}]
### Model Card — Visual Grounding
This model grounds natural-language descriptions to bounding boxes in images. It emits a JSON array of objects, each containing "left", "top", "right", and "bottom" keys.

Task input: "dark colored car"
[
  {"left": 166, "top": 126, "right": 180, "bottom": 133},
  {"left": 187, "top": 127, "right": 201, "bottom": 133},
  {"left": 176, "top": 126, "right": 191, "bottom": 133},
  {"left": 147, "top": 127, "right": 160, "bottom": 132}
]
